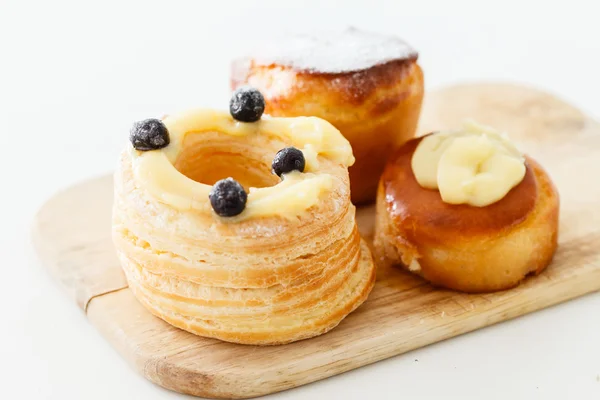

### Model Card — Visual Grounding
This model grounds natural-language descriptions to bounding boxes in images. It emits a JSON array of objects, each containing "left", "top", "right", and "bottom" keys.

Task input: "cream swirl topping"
[{"left": 411, "top": 121, "right": 526, "bottom": 207}]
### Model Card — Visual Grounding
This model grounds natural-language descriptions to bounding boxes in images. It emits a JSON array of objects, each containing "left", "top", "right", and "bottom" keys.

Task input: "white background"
[{"left": 2, "top": 0, "right": 599, "bottom": 399}]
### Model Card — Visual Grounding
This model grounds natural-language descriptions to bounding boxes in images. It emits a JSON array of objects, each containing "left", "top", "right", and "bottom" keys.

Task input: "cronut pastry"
[{"left": 113, "top": 108, "right": 376, "bottom": 344}]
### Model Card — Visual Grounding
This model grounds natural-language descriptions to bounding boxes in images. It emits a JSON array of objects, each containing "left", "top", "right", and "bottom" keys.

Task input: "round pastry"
[
  {"left": 112, "top": 90, "right": 376, "bottom": 345},
  {"left": 374, "top": 121, "right": 559, "bottom": 293},
  {"left": 230, "top": 27, "right": 425, "bottom": 205}
]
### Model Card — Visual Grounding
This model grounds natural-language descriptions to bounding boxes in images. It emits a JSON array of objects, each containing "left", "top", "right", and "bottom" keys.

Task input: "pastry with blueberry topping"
[{"left": 112, "top": 91, "right": 376, "bottom": 345}]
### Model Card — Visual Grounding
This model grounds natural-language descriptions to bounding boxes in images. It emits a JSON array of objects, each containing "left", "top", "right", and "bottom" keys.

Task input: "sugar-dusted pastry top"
[
  {"left": 236, "top": 27, "right": 418, "bottom": 74},
  {"left": 128, "top": 108, "right": 354, "bottom": 221},
  {"left": 411, "top": 121, "right": 526, "bottom": 207}
]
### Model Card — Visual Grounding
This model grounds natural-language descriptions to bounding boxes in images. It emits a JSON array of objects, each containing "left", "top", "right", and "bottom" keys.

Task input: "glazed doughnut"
[
  {"left": 374, "top": 123, "right": 559, "bottom": 293},
  {"left": 112, "top": 99, "right": 376, "bottom": 345},
  {"left": 231, "top": 27, "right": 425, "bottom": 204}
]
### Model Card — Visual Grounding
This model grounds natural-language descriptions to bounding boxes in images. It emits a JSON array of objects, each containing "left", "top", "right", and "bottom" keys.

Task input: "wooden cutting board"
[{"left": 32, "top": 83, "right": 600, "bottom": 399}]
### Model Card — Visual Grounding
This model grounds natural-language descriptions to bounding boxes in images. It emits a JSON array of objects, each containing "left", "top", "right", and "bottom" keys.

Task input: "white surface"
[{"left": 2, "top": 0, "right": 599, "bottom": 399}]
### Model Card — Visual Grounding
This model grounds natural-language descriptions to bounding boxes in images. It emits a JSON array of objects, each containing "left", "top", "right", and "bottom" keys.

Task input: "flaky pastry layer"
[{"left": 113, "top": 130, "right": 376, "bottom": 344}]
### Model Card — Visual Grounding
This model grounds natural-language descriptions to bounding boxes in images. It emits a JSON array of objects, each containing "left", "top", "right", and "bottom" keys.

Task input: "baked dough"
[
  {"left": 113, "top": 109, "right": 376, "bottom": 345},
  {"left": 374, "top": 136, "right": 559, "bottom": 293},
  {"left": 231, "top": 28, "right": 424, "bottom": 204}
]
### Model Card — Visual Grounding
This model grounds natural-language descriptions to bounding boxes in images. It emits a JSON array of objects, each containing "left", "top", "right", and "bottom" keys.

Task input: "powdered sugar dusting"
[{"left": 246, "top": 27, "right": 417, "bottom": 74}]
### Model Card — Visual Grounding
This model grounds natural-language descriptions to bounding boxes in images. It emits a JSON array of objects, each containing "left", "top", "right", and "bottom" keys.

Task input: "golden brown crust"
[
  {"left": 381, "top": 137, "right": 538, "bottom": 238},
  {"left": 232, "top": 58, "right": 418, "bottom": 111},
  {"left": 231, "top": 59, "right": 424, "bottom": 204},
  {"left": 374, "top": 137, "right": 559, "bottom": 293}
]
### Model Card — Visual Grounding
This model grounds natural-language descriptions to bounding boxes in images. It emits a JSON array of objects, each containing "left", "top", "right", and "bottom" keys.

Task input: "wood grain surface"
[{"left": 32, "top": 83, "right": 600, "bottom": 399}]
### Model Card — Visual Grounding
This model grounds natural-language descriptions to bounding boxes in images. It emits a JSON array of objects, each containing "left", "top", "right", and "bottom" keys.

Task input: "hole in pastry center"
[{"left": 173, "top": 133, "right": 280, "bottom": 190}]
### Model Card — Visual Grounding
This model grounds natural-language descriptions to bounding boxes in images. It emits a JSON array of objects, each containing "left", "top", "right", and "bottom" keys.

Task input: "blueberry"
[
  {"left": 229, "top": 87, "right": 265, "bottom": 122},
  {"left": 209, "top": 178, "right": 248, "bottom": 217},
  {"left": 272, "top": 147, "right": 306, "bottom": 177},
  {"left": 130, "top": 118, "right": 170, "bottom": 151}
]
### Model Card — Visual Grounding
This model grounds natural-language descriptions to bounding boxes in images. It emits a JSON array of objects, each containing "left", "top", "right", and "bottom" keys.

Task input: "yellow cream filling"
[
  {"left": 129, "top": 109, "right": 354, "bottom": 220},
  {"left": 411, "top": 120, "right": 526, "bottom": 207}
]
